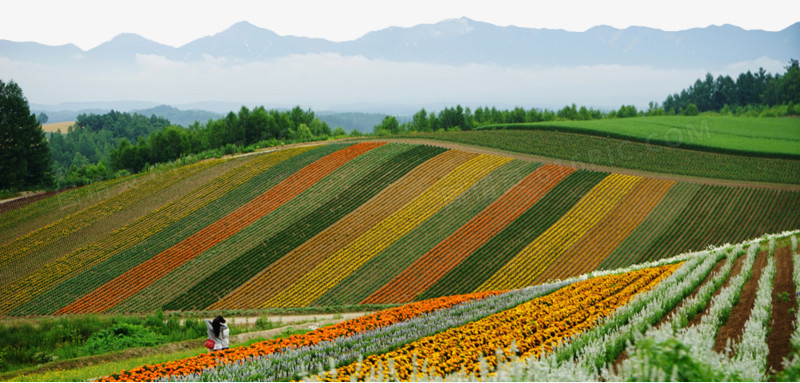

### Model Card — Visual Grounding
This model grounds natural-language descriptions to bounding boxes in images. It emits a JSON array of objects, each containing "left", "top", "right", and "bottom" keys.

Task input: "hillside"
[
  {"left": 1, "top": 139, "right": 798, "bottom": 317},
  {"left": 396, "top": 129, "right": 800, "bottom": 184},
  {"left": 88, "top": 232, "right": 800, "bottom": 381}
]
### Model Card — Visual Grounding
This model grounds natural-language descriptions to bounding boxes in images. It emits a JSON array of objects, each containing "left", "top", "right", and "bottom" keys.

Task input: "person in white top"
[{"left": 205, "top": 316, "right": 230, "bottom": 352}]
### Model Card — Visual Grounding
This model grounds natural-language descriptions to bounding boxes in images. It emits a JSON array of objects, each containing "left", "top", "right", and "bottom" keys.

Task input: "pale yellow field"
[{"left": 42, "top": 121, "right": 74, "bottom": 133}]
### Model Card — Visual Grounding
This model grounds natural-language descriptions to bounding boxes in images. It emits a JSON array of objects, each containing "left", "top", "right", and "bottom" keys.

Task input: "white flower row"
[
  {"left": 726, "top": 252, "right": 775, "bottom": 381},
  {"left": 656, "top": 245, "right": 743, "bottom": 331},
  {"left": 613, "top": 235, "right": 778, "bottom": 381}
]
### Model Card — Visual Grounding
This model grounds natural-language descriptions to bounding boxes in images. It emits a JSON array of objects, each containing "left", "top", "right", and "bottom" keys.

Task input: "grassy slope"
[{"left": 480, "top": 116, "right": 800, "bottom": 157}]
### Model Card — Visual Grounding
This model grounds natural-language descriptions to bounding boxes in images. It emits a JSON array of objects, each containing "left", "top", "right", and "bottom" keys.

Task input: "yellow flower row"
[
  {"left": 0, "top": 147, "right": 316, "bottom": 315},
  {"left": 479, "top": 173, "right": 641, "bottom": 291},
  {"left": 316, "top": 263, "right": 681, "bottom": 382},
  {"left": 263, "top": 154, "right": 513, "bottom": 308}
]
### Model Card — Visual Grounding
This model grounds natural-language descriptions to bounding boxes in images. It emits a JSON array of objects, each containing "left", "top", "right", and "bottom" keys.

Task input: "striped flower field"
[
  {"left": 2, "top": 141, "right": 799, "bottom": 316},
  {"left": 91, "top": 230, "right": 800, "bottom": 381}
]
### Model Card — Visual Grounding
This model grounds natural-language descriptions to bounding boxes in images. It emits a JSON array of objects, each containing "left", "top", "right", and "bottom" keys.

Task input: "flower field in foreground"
[
  {"left": 287, "top": 230, "right": 795, "bottom": 382},
  {"left": 314, "top": 263, "right": 679, "bottom": 381},
  {"left": 96, "top": 291, "right": 499, "bottom": 382}
]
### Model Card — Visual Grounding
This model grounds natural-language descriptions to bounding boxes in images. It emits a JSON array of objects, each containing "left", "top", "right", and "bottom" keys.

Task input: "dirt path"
[
  {"left": 355, "top": 138, "right": 800, "bottom": 191},
  {"left": 3, "top": 311, "right": 372, "bottom": 381},
  {"left": 186, "top": 311, "right": 373, "bottom": 327},
  {"left": 767, "top": 246, "right": 795, "bottom": 374},
  {"left": 712, "top": 249, "right": 769, "bottom": 353},
  {"left": 0, "top": 188, "right": 75, "bottom": 214}
]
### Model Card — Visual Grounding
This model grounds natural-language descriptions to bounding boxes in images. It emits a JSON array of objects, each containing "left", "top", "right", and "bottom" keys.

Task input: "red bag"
[{"left": 204, "top": 339, "right": 215, "bottom": 349}]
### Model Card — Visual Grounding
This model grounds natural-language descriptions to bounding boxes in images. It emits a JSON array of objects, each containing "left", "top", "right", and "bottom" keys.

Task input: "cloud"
[{"left": 0, "top": 53, "right": 774, "bottom": 111}]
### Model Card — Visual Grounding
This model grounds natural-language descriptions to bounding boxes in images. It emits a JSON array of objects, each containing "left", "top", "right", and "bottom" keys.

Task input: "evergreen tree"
[{"left": 0, "top": 80, "right": 53, "bottom": 189}]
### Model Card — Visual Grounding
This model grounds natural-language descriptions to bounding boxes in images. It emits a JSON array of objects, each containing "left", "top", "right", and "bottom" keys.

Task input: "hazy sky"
[{"left": 4, "top": 0, "right": 799, "bottom": 50}]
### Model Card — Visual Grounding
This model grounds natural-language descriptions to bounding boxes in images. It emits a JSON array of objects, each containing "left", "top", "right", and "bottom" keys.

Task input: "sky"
[{"left": 3, "top": 0, "right": 799, "bottom": 50}]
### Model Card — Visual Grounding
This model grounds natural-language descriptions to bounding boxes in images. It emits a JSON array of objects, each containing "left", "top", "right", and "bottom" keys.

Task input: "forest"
[{"left": 45, "top": 106, "right": 341, "bottom": 186}]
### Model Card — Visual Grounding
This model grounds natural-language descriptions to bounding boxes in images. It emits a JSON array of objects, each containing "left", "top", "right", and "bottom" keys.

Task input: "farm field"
[
  {"left": 395, "top": 128, "right": 800, "bottom": 184},
  {"left": 2, "top": 127, "right": 800, "bottom": 382},
  {"left": 40, "top": 121, "right": 74, "bottom": 134},
  {"left": 87, "top": 231, "right": 800, "bottom": 382},
  {"left": 478, "top": 116, "right": 800, "bottom": 157},
  {"left": 1, "top": 138, "right": 799, "bottom": 318}
]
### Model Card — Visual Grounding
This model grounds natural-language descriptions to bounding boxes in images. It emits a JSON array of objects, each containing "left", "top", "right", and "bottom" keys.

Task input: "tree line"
[
  {"left": 48, "top": 111, "right": 172, "bottom": 185},
  {"left": 110, "top": 106, "right": 342, "bottom": 174},
  {"left": 373, "top": 103, "right": 651, "bottom": 135},
  {"left": 663, "top": 59, "right": 800, "bottom": 115}
]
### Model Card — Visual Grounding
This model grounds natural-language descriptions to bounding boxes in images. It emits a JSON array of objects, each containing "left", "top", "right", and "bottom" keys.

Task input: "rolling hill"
[{"left": 1, "top": 136, "right": 798, "bottom": 317}]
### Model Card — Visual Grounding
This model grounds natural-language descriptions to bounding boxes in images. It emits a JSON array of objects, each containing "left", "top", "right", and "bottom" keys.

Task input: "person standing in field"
[{"left": 205, "top": 316, "right": 230, "bottom": 352}]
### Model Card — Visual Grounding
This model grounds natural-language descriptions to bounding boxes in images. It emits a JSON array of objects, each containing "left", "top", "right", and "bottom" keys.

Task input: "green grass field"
[{"left": 478, "top": 116, "right": 800, "bottom": 158}]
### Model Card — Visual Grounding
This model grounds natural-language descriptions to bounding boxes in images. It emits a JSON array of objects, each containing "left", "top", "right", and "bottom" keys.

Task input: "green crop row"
[
  {"left": 0, "top": 173, "right": 142, "bottom": 246},
  {"left": 599, "top": 182, "right": 701, "bottom": 270},
  {"left": 0, "top": 159, "right": 222, "bottom": 274},
  {"left": 640, "top": 186, "right": 800, "bottom": 262}
]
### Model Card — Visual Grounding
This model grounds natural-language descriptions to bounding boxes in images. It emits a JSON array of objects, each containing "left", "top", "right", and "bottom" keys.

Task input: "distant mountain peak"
[
  {"left": 212, "top": 20, "right": 277, "bottom": 40},
  {"left": 225, "top": 20, "right": 262, "bottom": 33},
  {"left": 435, "top": 17, "right": 476, "bottom": 34}
]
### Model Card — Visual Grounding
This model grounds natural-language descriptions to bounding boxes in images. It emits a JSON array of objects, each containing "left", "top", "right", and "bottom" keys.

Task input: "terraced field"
[{"left": 2, "top": 139, "right": 798, "bottom": 317}]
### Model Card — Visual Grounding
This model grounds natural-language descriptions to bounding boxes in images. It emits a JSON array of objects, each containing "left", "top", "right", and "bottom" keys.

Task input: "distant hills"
[
  {"left": 4, "top": 18, "right": 798, "bottom": 69},
  {"left": 32, "top": 104, "right": 222, "bottom": 127},
  {"left": 32, "top": 103, "right": 395, "bottom": 133}
]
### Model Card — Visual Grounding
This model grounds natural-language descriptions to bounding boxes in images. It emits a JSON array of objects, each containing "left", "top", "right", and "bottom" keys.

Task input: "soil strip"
[
  {"left": 687, "top": 251, "right": 747, "bottom": 327},
  {"left": 611, "top": 256, "right": 725, "bottom": 372},
  {"left": 712, "top": 249, "right": 769, "bottom": 353},
  {"left": 0, "top": 188, "right": 76, "bottom": 214},
  {"left": 656, "top": 255, "right": 726, "bottom": 328},
  {"left": 766, "top": 246, "right": 796, "bottom": 374}
]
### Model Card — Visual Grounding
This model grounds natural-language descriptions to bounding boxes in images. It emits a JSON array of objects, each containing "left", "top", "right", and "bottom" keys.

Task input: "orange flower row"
[
  {"left": 96, "top": 290, "right": 501, "bottom": 382},
  {"left": 318, "top": 263, "right": 681, "bottom": 381}
]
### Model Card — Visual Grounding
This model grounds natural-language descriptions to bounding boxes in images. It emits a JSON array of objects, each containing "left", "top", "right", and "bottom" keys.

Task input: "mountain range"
[
  {"left": 3, "top": 18, "right": 799, "bottom": 117},
  {"left": 3, "top": 18, "right": 799, "bottom": 69}
]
